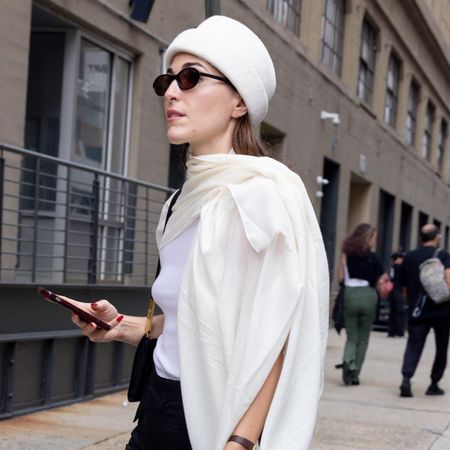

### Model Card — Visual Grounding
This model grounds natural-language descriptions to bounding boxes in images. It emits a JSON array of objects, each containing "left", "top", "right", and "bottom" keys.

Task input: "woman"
[
  {"left": 69, "top": 16, "right": 329, "bottom": 450},
  {"left": 337, "top": 223, "right": 382, "bottom": 386}
]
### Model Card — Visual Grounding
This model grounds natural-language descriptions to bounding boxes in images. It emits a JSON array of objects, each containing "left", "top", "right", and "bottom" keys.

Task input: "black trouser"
[
  {"left": 401, "top": 315, "right": 450, "bottom": 383},
  {"left": 388, "top": 290, "right": 405, "bottom": 336},
  {"left": 125, "top": 367, "right": 191, "bottom": 450}
]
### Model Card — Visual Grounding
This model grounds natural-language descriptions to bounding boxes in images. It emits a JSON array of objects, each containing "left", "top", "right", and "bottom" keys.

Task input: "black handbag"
[
  {"left": 127, "top": 189, "right": 181, "bottom": 402},
  {"left": 332, "top": 284, "right": 345, "bottom": 335}
]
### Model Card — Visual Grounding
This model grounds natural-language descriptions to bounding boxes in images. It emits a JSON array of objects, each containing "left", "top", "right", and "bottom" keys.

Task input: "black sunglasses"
[{"left": 153, "top": 67, "right": 232, "bottom": 96}]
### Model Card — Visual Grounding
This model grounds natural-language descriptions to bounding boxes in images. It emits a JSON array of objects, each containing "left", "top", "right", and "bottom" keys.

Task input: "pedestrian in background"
[
  {"left": 337, "top": 223, "right": 383, "bottom": 386},
  {"left": 399, "top": 224, "right": 450, "bottom": 398},
  {"left": 66, "top": 15, "right": 329, "bottom": 450},
  {"left": 387, "top": 251, "right": 406, "bottom": 337}
]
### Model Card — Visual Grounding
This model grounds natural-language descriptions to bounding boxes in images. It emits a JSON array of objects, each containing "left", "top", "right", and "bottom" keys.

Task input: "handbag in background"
[
  {"left": 332, "top": 284, "right": 345, "bottom": 335},
  {"left": 376, "top": 272, "right": 394, "bottom": 299}
]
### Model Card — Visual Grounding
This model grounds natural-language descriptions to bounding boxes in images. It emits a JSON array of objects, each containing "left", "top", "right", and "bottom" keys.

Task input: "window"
[
  {"left": 74, "top": 39, "right": 130, "bottom": 174},
  {"left": 436, "top": 120, "right": 447, "bottom": 174},
  {"left": 21, "top": 6, "right": 134, "bottom": 284},
  {"left": 73, "top": 39, "right": 132, "bottom": 281},
  {"left": 422, "top": 102, "right": 435, "bottom": 161},
  {"left": 405, "top": 80, "right": 419, "bottom": 146},
  {"left": 321, "top": 0, "right": 345, "bottom": 76},
  {"left": 357, "top": 18, "right": 377, "bottom": 104},
  {"left": 384, "top": 53, "right": 400, "bottom": 127},
  {"left": 267, "top": 0, "right": 302, "bottom": 35}
]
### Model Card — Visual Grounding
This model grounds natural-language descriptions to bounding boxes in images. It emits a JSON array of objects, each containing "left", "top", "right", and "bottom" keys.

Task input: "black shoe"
[
  {"left": 342, "top": 363, "right": 352, "bottom": 386},
  {"left": 426, "top": 383, "right": 445, "bottom": 396},
  {"left": 351, "top": 375, "right": 360, "bottom": 386},
  {"left": 400, "top": 378, "right": 413, "bottom": 397}
]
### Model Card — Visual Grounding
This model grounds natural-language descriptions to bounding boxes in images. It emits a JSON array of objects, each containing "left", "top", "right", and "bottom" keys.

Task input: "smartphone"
[{"left": 37, "top": 287, "right": 112, "bottom": 331}]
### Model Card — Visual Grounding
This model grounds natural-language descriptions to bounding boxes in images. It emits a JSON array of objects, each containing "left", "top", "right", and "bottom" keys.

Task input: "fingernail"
[
  {"left": 117, "top": 315, "right": 124, "bottom": 322},
  {"left": 89, "top": 322, "right": 96, "bottom": 329},
  {"left": 91, "top": 303, "right": 98, "bottom": 308}
]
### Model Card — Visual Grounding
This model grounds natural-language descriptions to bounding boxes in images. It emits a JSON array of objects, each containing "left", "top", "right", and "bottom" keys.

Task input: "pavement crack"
[{"left": 78, "top": 431, "right": 130, "bottom": 449}]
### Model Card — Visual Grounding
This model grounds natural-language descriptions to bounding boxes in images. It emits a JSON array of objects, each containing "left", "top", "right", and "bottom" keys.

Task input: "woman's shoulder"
[{"left": 225, "top": 175, "right": 294, "bottom": 252}]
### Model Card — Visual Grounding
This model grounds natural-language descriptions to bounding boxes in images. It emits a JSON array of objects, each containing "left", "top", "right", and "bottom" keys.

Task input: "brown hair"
[
  {"left": 178, "top": 114, "right": 272, "bottom": 165},
  {"left": 342, "top": 223, "right": 376, "bottom": 257}
]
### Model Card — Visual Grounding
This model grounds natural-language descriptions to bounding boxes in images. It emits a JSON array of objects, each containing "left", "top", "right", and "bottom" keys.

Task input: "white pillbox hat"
[{"left": 164, "top": 15, "right": 276, "bottom": 127}]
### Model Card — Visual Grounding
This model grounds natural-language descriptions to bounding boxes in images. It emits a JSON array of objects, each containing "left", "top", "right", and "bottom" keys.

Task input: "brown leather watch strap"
[{"left": 228, "top": 434, "right": 256, "bottom": 450}]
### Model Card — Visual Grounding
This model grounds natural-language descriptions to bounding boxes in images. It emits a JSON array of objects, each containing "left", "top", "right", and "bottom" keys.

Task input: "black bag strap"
[
  {"left": 412, "top": 292, "right": 427, "bottom": 318},
  {"left": 144, "top": 188, "right": 181, "bottom": 337},
  {"left": 155, "top": 189, "right": 182, "bottom": 279}
]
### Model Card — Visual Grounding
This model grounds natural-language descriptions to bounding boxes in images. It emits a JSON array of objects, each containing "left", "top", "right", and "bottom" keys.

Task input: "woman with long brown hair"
[{"left": 338, "top": 223, "right": 383, "bottom": 385}]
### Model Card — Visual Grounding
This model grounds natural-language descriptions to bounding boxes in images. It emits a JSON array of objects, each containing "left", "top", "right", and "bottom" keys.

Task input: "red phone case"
[{"left": 37, "top": 287, "right": 112, "bottom": 331}]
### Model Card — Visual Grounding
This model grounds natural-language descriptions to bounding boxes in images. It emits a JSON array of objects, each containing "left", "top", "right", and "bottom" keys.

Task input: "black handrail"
[{"left": 0, "top": 143, "right": 175, "bottom": 285}]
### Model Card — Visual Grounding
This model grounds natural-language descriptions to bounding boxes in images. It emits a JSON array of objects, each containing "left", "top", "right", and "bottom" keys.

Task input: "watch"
[{"left": 228, "top": 434, "right": 257, "bottom": 450}]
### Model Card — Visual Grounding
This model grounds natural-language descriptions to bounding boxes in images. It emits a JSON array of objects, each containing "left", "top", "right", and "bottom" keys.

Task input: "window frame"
[
  {"left": 357, "top": 17, "right": 377, "bottom": 105},
  {"left": 61, "top": 29, "right": 134, "bottom": 283},
  {"left": 437, "top": 119, "right": 448, "bottom": 174},
  {"left": 267, "top": 0, "right": 302, "bottom": 35},
  {"left": 383, "top": 52, "right": 401, "bottom": 127},
  {"left": 422, "top": 102, "right": 435, "bottom": 161},
  {"left": 321, "top": 0, "right": 346, "bottom": 76},
  {"left": 405, "top": 79, "right": 420, "bottom": 147}
]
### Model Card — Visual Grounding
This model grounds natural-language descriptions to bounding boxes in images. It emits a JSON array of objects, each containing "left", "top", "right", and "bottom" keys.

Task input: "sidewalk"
[
  {"left": 312, "top": 330, "right": 450, "bottom": 450},
  {"left": 1, "top": 330, "right": 449, "bottom": 449}
]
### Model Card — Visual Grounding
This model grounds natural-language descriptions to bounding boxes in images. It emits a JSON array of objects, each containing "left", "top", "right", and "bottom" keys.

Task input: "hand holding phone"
[{"left": 37, "top": 287, "right": 112, "bottom": 331}]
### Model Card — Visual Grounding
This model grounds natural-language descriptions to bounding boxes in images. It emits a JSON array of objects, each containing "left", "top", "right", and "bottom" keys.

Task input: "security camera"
[
  {"left": 316, "top": 176, "right": 330, "bottom": 185},
  {"left": 320, "top": 111, "right": 340, "bottom": 126}
]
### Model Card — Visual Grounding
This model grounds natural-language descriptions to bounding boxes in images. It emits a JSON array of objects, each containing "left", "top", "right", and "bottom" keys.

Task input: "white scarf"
[{"left": 156, "top": 153, "right": 329, "bottom": 450}]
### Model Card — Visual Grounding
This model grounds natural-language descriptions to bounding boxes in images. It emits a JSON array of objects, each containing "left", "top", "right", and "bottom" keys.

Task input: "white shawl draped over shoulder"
[{"left": 156, "top": 153, "right": 329, "bottom": 450}]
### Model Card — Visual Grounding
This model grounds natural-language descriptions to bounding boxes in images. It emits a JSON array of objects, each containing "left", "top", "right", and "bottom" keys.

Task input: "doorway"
[
  {"left": 319, "top": 158, "right": 340, "bottom": 280},
  {"left": 347, "top": 172, "right": 371, "bottom": 233},
  {"left": 417, "top": 211, "right": 429, "bottom": 246},
  {"left": 399, "top": 201, "right": 412, "bottom": 252},
  {"left": 377, "top": 189, "right": 395, "bottom": 269}
]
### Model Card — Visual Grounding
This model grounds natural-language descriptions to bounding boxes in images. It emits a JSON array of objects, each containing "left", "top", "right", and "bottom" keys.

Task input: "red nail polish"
[
  {"left": 117, "top": 315, "right": 124, "bottom": 322},
  {"left": 91, "top": 303, "right": 98, "bottom": 308}
]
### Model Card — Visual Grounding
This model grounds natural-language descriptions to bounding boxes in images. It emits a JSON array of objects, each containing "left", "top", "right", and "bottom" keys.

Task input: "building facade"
[{"left": 0, "top": 0, "right": 449, "bottom": 415}]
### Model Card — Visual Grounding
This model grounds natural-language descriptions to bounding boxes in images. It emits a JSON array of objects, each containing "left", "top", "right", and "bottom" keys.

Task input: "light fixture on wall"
[
  {"left": 316, "top": 175, "right": 329, "bottom": 198},
  {"left": 320, "top": 111, "right": 340, "bottom": 126},
  {"left": 316, "top": 176, "right": 330, "bottom": 186}
]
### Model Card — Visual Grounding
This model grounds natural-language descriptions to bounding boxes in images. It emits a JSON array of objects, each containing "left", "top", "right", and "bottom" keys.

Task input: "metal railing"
[{"left": 0, "top": 143, "right": 173, "bottom": 286}]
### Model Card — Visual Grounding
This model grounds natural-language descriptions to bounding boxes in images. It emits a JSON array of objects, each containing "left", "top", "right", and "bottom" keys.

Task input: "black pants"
[
  {"left": 125, "top": 368, "right": 192, "bottom": 450},
  {"left": 401, "top": 315, "right": 450, "bottom": 383},
  {"left": 388, "top": 291, "right": 405, "bottom": 337}
]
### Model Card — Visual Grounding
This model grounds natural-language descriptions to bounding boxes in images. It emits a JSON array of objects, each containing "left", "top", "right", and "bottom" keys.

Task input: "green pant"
[{"left": 343, "top": 286, "right": 378, "bottom": 375}]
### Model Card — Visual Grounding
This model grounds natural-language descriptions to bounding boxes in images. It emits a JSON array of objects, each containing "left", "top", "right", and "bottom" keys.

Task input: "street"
[{"left": 1, "top": 330, "right": 449, "bottom": 449}]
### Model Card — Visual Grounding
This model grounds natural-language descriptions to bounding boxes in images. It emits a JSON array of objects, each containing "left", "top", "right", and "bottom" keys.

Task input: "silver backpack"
[{"left": 419, "top": 249, "right": 450, "bottom": 304}]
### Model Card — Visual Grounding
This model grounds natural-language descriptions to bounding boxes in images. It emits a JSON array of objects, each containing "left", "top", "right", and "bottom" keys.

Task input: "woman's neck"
[{"left": 190, "top": 134, "right": 233, "bottom": 156}]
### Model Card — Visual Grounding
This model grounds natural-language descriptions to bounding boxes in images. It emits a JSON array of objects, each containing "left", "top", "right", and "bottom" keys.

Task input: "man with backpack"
[{"left": 399, "top": 224, "right": 450, "bottom": 397}]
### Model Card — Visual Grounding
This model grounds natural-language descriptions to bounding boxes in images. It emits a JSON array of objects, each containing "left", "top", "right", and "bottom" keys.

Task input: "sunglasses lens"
[
  {"left": 153, "top": 75, "right": 172, "bottom": 96},
  {"left": 152, "top": 68, "right": 201, "bottom": 96},
  {"left": 178, "top": 68, "right": 200, "bottom": 90}
]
